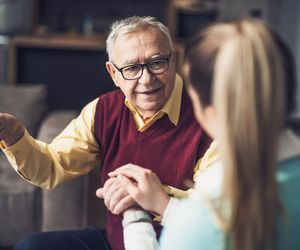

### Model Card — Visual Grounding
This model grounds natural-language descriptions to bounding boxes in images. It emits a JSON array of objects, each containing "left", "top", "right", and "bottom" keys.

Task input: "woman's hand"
[{"left": 108, "top": 163, "right": 170, "bottom": 215}]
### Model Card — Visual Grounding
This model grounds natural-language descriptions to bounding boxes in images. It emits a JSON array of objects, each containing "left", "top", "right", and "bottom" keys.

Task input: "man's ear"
[
  {"left": 106, "top": 62, "right": 119, "bottom": 87},
  {"left": 172, "top": 50, "right": 176, "bottom": 63},
  {"left": 171, "top": 50, "right": 178, "bottom": 72}
]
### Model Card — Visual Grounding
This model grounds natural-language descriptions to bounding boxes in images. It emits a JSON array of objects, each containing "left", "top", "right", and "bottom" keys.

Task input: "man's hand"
[
  {"left": 96, "top": 177, "right": 137, "bottom": 215},
  {"left": 0, "top": 113, "right": 25, "bottom": 147},
  {"left": 108, "top": 163, "right": 170, "bottom": 215}
]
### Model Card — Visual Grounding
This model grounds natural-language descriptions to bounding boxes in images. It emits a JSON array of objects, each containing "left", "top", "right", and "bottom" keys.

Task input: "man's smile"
[{"left": 136, "top": 87, "right": 162, "bottom": 95}]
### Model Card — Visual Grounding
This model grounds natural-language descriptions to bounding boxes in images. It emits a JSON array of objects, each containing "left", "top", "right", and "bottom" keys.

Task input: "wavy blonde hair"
[{"left": 185, "top": 19, "right": 285, "bottom": 250}]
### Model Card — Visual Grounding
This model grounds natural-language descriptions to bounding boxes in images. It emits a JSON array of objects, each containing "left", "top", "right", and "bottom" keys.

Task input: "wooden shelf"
[
  {"left": 10, "top": 34, "right": 107, "bottom": 51},
  {"left": 8, "top": 34, "right": 107, "bottom": 85}
]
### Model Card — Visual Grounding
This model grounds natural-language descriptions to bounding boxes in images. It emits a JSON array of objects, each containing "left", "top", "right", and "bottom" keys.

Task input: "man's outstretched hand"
[{"left": 0, "top": 113, "right": 25, "bottom": 147}]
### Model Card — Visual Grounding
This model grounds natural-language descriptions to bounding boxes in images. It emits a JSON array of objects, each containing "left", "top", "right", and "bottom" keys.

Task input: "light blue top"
[
  {"left": 160, "top": 130, "right": 300, "bottom": 250},
  {"left": 122, "top": 129, "right": 300, "bottom": 250},
  {"left": 275, "top": 156, "right": 300, "bottom": 250}
]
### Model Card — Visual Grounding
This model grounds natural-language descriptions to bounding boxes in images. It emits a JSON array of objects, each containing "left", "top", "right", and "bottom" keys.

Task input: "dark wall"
[
  {"left": 14, "top": 0, "right": 171, "bottom": 111},
  {"left": 15, "top": 0, "right": 218, "bottom": 111},
  {"left": 38, "top": 0, "right": 170, "bottom": 34},
  {"left": 17, "top": 47, "right": 115, "bottom": 111}
]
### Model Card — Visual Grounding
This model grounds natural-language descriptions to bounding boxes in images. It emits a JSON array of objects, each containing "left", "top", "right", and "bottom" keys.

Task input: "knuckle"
[
  {"left": 143, "top": 169, "right": 153, "bottom": 178},
  {"left": 145, "top": 168, "right": 153, "bottom": 174},
  {"left": 142, "top": 169, "right": 150, "bottom": 175}
]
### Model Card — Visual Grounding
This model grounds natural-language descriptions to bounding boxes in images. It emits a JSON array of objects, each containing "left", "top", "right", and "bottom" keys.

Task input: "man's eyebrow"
[
  {"left": 148, "top": 53, "right": 168, "bottom": 59},
  {"left": 122, "top": 59, "right": 138, "bottom": 65},
  {"left": 121, "top": 53, "right": 168, "bottom": 66}
]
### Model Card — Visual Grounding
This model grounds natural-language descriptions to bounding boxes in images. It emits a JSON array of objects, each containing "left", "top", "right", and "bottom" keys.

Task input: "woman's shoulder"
[
  {"left": 160, "top": 194, "right": 225, "bottom": 250},
  {"left": 194, "top": 159, "right": 223, "bottom": 198}
]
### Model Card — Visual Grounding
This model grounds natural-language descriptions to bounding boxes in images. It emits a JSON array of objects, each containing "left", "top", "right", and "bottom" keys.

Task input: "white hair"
[{"left": 106, "top": 16, "right": 174, "bottom": 62}]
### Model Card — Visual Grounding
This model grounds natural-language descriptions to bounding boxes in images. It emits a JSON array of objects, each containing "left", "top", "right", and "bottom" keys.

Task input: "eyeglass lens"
[{"left": 122, "top": 58, "right": 169, "bottom": 80}]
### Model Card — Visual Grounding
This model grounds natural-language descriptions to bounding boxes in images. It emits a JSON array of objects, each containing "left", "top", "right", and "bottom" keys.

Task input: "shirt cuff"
[
  {"left": 161, "top": 197, "right": 180, "bottom": 226},
  {"left": 163, "top": 185, "right": 190, "bottom": 199},
  {"left": 123, "top": 209, "right": 159, "bottom": 250},
  {"left": 2, "top": 129, "right": 35, "bottom": 175},
  {"left": 0, "top": 128, "right": 28, "bottom": 149},
  {"left": 0, "top": 140, "right": 6, "bottom": 148},
  {"left": 123, "top": 209, "right": 152, "bottom": 228},
  {"left": 151, "top": 185, "right": 191, "bottom": 222}
]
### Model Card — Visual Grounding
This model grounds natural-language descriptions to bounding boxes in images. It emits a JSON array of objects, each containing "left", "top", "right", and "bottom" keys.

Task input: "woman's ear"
[
  {"left": 203, "top": 106, "right": 218, "bottom": 139},
  {"left": 205, "top": 106, "right": 216, "bottom": 118},
  {"left": 106, "top": 62, "right": 119, "bottom": 87}
]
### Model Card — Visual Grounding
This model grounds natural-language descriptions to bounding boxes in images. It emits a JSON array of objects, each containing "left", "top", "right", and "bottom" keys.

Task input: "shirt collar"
[
  {"left": 160, "top": 74, "right": 182, "bottom": 126},
  {"left": 124, "top": 74, "right": 183, "bottom": 126},
  {"left": 278, "top": 128, "right": 300, "bottom": 161}
]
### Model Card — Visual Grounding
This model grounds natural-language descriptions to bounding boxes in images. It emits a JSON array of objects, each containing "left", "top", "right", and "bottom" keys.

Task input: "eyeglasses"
[{"left": 113, "top": 52, "right": 172, "bottom": 80}]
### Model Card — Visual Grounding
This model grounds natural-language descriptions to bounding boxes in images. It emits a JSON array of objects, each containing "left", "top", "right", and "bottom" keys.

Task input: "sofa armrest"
[
  {"left": 37, "top": 110, "right": 107, "bottom": 231},
  {"left": 37, "top": 110, "right": 91, "bottom": 231},
  {"left": 37, "top": 110, "right": 78, "bottom": 143}
]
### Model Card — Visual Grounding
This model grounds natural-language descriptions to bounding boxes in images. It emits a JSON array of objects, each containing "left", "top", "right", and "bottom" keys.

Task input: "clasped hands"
[{"left": 96, "top": 163, "right": 170, "bottom": 216}]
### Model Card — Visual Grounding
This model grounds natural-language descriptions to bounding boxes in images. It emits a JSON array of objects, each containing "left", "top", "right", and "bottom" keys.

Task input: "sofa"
[{"left": 0, "top": 84, "right": 106, "bottom": 248}]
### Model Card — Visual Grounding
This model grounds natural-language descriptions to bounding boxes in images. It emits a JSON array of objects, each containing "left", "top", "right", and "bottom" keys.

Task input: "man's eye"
[
  {"left": 149, "top": 60, "right": 167, "bottom": 70},
  {"left": 123, "top": 65, "right": 141, "bottom": 74}
]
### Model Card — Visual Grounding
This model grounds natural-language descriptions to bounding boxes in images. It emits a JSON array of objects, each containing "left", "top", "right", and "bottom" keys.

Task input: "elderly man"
[{"left": 0, "top": 16, "right": 210, "bottom": 250}]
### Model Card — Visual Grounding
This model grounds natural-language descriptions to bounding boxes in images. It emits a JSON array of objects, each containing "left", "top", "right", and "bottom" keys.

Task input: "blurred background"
[
  {"left": 0, "top": 0, "right": 299, "bottom": 115},
  {"left": 0, "top": 0, "right": 300, "bottom": 249}
]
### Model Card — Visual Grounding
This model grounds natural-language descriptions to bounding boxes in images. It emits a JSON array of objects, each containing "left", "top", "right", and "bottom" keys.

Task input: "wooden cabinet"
[
  {"left": 9, "top": 34, "right": 116, "bottom": 111},
  {"left": 8, "top": 0, "right": 219, "bottom": 110},
  {"left": 8, "top": 0, "right": 174, "bottom": 110},
  {"left": 167, "top": 0, "right": 218, "bottom": 43}
]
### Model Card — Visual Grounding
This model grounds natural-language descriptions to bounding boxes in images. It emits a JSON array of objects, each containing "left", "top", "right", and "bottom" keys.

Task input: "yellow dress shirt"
[{"left": 1, "top": 74, "right": 217, "bottom": 202}]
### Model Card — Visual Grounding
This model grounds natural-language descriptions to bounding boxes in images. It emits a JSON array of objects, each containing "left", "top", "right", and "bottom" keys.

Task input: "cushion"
[
  {"left": 0, "top": 153, "right": 42, "bottom": 246},
  {"left": 0, "top": 84, "right": 48, "bottom": 178},
  {"left": 0, "top": 84, "right": 47, "bottom": 246},
  {"left": 0, "top": 182, "right": 41, "bottom": 246},
  {"left": 37, "top": 110, "right": 78, "bottom": 143},
  {"left": 0, "top": 84, "right": 47, "bottom": 136}
]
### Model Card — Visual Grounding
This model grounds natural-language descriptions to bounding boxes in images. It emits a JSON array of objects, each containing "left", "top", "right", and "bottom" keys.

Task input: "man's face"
[{"left": 106, "top": 28, "right": 176, "bottom": 119}]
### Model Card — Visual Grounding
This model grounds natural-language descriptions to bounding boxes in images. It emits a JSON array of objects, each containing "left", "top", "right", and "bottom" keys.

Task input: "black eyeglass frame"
[{"left": 112, "top": 52, "right": 173, "bottom": 80}]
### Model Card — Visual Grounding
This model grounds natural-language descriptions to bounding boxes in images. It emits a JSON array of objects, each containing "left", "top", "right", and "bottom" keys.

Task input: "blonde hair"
[
  {"left": 185, "top": 19, "right": 285, "bottom": 250},
  {"left": 106, "top": 16, "right": 174, "bottom": 62}
]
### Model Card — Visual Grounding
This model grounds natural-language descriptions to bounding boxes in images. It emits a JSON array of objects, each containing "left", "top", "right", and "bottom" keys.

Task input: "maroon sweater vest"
[{"left": 94, "top": 89, "right": 210, "bottom": 250}]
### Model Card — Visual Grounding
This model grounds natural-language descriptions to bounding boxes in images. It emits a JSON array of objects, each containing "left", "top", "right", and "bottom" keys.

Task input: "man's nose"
[{"left": 138, "top": 66, "right": 154, "bottom": 85}]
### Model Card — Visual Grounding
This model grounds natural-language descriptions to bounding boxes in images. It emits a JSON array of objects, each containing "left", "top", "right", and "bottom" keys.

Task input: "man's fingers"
[
  {"left": 113, "top": 195, "right": 136, "bottom": 215},
  {"left": 95, "top": 188, "right": 104, "bottom": 199},
  {"left": 107, "top": 186, "right": 128, "bottom": 213},
  {"left": 104, "top": 182, "right": 121, "bottom": 208},
  {"left": 96, "top": 178, "right": 122, "bottom": 199},
  {"left": 118, "top": 175, "right": 140, "bottom": 200},
  {"left": 102, "top": 177, "right": 118, "bottom": 196}
]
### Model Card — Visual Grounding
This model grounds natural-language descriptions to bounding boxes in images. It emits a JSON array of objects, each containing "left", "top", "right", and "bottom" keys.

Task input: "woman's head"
[
  {"left": 184, "top": 19, "right": 287, "bottom": 250},
  {"left": 184, "top": 19, "right": 288, "bottom": 139},
  {"left": 183, "top": 22, "right": 238, "bottom": 138}
]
